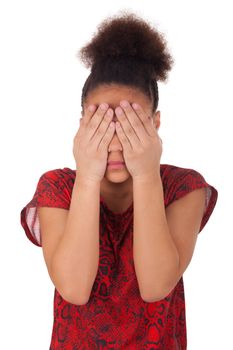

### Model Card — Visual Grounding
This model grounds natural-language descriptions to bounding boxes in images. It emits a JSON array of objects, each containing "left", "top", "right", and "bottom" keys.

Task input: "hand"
[
  {"left": 73, "top": 103, "right": 115, "bottom": 182},
  {"left": 114, "top": 100, "right": 162, "bottom": 179}
]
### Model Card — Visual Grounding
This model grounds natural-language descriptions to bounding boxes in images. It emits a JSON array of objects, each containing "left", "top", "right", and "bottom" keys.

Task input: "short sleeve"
[
  {"left": 20, "top": 168, "right": 72, "bottom": 247},
  {"left": 164, "top": 166, "right": 218, "bottom": 234}
]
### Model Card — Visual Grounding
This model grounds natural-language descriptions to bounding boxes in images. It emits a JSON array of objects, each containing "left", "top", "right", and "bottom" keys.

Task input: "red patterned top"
[{"left": 20, "top": 164, "right": 218, "bottom": 350}]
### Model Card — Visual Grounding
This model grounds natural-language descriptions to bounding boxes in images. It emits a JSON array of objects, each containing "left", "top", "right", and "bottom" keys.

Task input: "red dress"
[{"left": 20, "top": 164, "right": 218, "bottom": 349}]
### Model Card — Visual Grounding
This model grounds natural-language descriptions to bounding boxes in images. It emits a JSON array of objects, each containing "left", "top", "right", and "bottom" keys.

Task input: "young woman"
[{"left": 20, "top": 11, "right": 218, "bottom": 350}]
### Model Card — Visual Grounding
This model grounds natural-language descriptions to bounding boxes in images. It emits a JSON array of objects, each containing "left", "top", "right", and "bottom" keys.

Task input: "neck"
[{"left": 100, "top": 176, "right": 133, "bottom": 200}]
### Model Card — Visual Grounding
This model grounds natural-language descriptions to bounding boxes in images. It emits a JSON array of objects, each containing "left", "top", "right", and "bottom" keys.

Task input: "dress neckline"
[
  {"left": 66, "top": 165, "right": 167, "bottom": 217},
  {"left": 100, "top": 194, "right": 133, "bottom": 217}
]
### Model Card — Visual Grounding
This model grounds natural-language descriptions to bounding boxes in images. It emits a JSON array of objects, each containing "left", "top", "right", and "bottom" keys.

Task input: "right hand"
[{"left": 73, "top": 103, "right": 116, "bottom": 182}]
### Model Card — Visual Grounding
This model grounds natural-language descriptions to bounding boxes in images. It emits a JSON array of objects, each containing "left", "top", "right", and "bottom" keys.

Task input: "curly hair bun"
[{"left": 77, "top": 11, "right": 174, "bottom": 82}]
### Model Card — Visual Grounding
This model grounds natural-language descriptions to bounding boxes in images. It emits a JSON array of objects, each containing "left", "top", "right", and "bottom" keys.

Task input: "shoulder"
[
  {"left": 39, "top": 167, "right": 75, "bottom": 180},
  {"left": 38, "top": 167, "right": 76, "bottom": 187},
  {"left": 36, "top": 167, "right": 76, "bottom": 200},
  {"left": 160, "top": 163, "right": 207, "bottom": 194},
  {"left": 160, "top": 163, "right": 217, "bottom": 205},
  {"left": 160, "top": 163, "right": 218, "bottom": 232},
  {"left": 160, "top": 163, "right": 203, "bottom": 182},
  {"left": 30, "top": 167, "right": 77, "bottom": 210}
]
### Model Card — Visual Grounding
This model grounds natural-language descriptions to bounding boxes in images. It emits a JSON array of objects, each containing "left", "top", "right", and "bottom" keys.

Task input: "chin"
[{"left": 104, "top": 169, "right": 131, "bottom": 183}]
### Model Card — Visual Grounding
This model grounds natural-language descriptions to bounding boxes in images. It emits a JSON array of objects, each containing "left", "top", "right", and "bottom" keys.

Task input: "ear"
[{"left": 152, "top": 110, "right": 161, "bottom": 130}]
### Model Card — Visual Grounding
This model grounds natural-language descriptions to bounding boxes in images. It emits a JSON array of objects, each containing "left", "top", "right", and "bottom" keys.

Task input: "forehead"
[{"left": 84, "top": 84, "right": 152, "bottom": 109}]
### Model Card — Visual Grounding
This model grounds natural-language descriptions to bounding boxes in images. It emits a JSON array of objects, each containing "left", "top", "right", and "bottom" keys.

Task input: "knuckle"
[
  {"left": 88, "top": 119, "right": 97, "bottom": 129},
  {"left": 97, "top": 105, "right": 108, "bottom": 117},
  {"left": 127, "top": 126, "right": 133, "bottom": 134},
  {"left": 101, "top": 137, "right": 108, "bottom": 146},
  {"left": 104, "top": 113, "right": 110, "bottom": 121},
  {"left": 96, "top": 126, "right": 103, "bottom": 136}
]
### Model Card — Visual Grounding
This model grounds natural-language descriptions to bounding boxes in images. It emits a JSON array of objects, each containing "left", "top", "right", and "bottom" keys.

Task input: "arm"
[
  {"left": 133, "top": 173, "right": 206, "bottom": 303},
  {"left": 51, "top": 173, "right": 100, "bottom": 305}
]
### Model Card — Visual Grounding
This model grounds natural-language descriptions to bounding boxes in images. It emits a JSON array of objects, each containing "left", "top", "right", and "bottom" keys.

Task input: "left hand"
[{"left": 114, "top": 100, "right": 163, "bottom": 179}]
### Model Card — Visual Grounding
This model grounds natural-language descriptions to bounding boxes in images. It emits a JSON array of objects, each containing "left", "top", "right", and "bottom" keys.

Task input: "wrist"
[
  {"left": 133, "top": 171, "right": 161, "bottom": 184},
  {"left": 75, "top": 172, "right": 101, "bottom": 187}
]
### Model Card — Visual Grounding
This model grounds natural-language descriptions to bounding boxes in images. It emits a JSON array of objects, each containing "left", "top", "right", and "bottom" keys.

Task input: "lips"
[{"left": 107, "top": 161, "right": 125, "bottom": 165}]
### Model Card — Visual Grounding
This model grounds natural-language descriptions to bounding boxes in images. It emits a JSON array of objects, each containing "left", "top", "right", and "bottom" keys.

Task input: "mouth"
[{"left": 107, "top": 161, "right": 125, "bottom": 165}]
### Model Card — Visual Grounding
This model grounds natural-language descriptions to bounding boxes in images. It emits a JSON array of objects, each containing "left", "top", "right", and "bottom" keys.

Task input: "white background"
[{"left": 0, "top": 0, "right": 232, "bottom": 349}]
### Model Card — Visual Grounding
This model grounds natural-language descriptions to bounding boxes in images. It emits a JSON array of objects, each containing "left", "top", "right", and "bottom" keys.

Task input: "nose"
[
  {"left": 108, "top": 118, "right": 123, "bottom": 153},
  {"left": 108, "top": 130, "right": 123, "bottom": 152}
]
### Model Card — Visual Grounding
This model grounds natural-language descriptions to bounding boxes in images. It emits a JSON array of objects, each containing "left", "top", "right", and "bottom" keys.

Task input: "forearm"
[
  {"left": 133, "top": 173, "right": 180, "bottom": 302},
  {"left": 52, "top": 174, "right": 100, "bottom": 305}
]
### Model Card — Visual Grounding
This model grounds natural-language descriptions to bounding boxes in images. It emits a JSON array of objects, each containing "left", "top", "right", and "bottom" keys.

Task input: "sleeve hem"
[
  {"left": 164, "top": 167, "right": 218, "bottom": 234},
  {"left": 20, "top": 206, "right": 42, "bottom": 247},
  {"left": 179, "top": 170, "right": 218, "bottom": 233},
  {"left": 199, "top": 184, "right": 218, "bottom": 233}
]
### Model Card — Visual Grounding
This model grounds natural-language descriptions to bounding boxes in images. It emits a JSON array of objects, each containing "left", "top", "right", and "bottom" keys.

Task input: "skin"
[
  {"left": 82, "top": 83, "right": 161, "bottom": 211},
  {"left": 78, "top": 84, "right": 207, "bottom": 303}
]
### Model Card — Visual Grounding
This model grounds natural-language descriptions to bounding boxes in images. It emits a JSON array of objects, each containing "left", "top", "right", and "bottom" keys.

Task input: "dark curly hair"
[{"left": 76, "top": 10, "right": 174, "bottom": 113}]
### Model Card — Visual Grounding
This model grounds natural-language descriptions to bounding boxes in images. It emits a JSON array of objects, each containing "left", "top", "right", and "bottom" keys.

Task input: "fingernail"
[
  {"left": 107, "top": 109, "right": 113, "bottom": 117},
  {"left": 100, "top": 103, "right": 108, "bottom": 110},
  {"left": 116, "top": 107, "right": 123, "bottom": 115},
  {"left": 120, "top": 100, "right": 129, "bottom": 108},
  {"left": 88, "top": 105, "right": 96, "bottom": 112}
]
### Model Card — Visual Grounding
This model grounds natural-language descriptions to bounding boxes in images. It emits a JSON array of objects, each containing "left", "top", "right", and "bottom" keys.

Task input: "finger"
[
  {"left": 78, "top": 105, "right": 97, "bottom": 138},
  {"left": 115, "top": 121, "right": 132, "bottom": 152},
  {"left": 86, "top": 103, "right": 110, "bottom": 141},
  {"left": 81, "top": 104, "right": 97, "bottom": 125},
  {"left": 119, "top": 100, "right": 149, "bottom": 143},
  {"left": 120, "top": 100, "right": 154, "bottom": 141},
  {"left": 115, "top": 106, "right": 141, "bottom": 150},
  {"left": 91, "top": 108, "right": 114, "bottom": 149},
  {"left": 98, "top": 120, "right": 116, "bottom": 151},
  {"left": 131, "top": 102, "right": 157, "bottom": 138}
]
